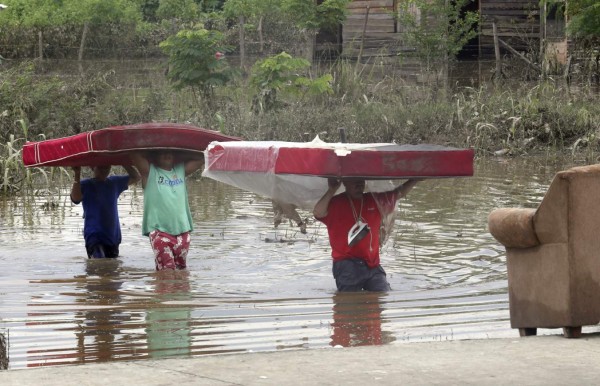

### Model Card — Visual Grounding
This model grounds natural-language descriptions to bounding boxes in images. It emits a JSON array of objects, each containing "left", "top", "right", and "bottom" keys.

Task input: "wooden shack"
[
  {"left": 341, "top": 0, "right": 564, "bottom": 62},
  {"left": 342, "top": 0, "right": 401, "bottom": 58}
]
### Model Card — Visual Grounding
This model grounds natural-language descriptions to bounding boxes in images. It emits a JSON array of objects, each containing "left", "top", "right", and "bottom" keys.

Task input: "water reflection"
[
  {"left": 145, "top": 270, "right": 192, "bottom": 359},
  {"left": 75, "top": 259, "right": 126, "bottom": 363},
  {"left": 330, "top": 292, "right": 394, "bottom": 347},
  {"left": 4, "top": 157, "right": 600, "bottom": 369}
]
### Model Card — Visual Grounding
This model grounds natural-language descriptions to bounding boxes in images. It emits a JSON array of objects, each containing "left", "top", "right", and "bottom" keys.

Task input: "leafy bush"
[
  {"left": 160, "top": 28, "right": 236, "bottom": 101},
  {"left": 249, "top": 52, "right": 333, "bottom": 113}
]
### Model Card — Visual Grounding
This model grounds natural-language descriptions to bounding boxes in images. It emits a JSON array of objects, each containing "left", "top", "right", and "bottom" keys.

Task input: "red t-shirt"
[{"left": 317, "top": 191, "right": 397, "bottom": 268}]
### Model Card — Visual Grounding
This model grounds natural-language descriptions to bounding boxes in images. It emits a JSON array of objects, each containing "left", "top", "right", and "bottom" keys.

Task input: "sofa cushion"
[{"left": 488, "top": 208, "right": 539, "bottom": 248}]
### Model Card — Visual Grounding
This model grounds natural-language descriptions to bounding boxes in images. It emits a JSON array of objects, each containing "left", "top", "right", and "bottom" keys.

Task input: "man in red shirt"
[{"left": 314, "top": 178, "right": 421, "bottom": 291}]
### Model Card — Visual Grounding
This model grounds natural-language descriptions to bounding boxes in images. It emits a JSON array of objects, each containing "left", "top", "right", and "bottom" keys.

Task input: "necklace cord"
[{"left": 347, "top": 194, "right": 373, "bottom": 252}]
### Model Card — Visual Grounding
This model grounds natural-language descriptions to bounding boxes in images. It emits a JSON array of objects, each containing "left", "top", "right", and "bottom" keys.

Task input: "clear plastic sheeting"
[
  {"left": 202, "top": 136, "right": 474, "bottom": 211},
  {"left": 202, "top": 137, "right": 405, "bottom": 210},
  {"left": 202, "top": 137, "right": 474, "bottom": 246}
]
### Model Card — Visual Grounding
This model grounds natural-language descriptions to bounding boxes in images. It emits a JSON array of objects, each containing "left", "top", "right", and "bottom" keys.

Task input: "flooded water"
[{"left": 1, "top": 156, "right": 599, "bottom": 369}]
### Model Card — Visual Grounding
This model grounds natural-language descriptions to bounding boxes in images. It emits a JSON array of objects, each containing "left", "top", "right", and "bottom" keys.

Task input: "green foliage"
[
  {"left": 249, "top": 52, "right": 333, "bottom": 113},
  {"left": 0, "top": 62, "right": 69, "bottom": 141},
  {"left": 565, "top": 0, "right": 600, "bottom": 38},
  {"left": 222, "top": 0, "right": 257, "bottom": 18},
  {"left": 0, "top": 0, "right": 141, "bottom": 28},
  {"left": 315, "top": 0, "right": 351, "bottom": 30},
  {"left": 450, "top": 82, "right": 600, "bottom": 154},
  {"left": 67, "top": 0, "right": 140, "bottom": 25},
  {"left": 0, "top": 0, "right": 66, "bottom": 28},
  {"left": 160, "top": 28, "right": 235, "bottom": 97},
  {"left": 139, "top": 0, "right": 161, "bottom": 22},
  {"left": 398, "top": 0, "right": 479, "bottom": 68},
  {"left": 0, "top": 133, "right": 25, "bottom": 194},
  {"left": 156, "top": 0, "right": 200, "bottom": 22},
  {"left": 196, "top": 0, "right": 225, "bottom": 12},
  {"left": 280, "top": 0, "right": 350, "bottom": 31},
  {"left": 0, "top": 60, "right": 167, "bottom": 143}
]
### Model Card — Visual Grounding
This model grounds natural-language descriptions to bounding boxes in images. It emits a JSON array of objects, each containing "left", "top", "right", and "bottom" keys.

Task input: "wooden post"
[
  {"left": 498, "top": 38, "right": 542, "bottom": 73},
  {"left": 78, "top": 22, "right": 89, "bottom": 62},
  {"left": 564, "top": 55, "right": 572, "bottom": 82},
  {"left": 239, "top": 16, "right": 246, "bottom": 71},
  {"left": 338, "top": 127, "right": 347, "bottom": 143},
  {"left": 540, "top": 0, "right": 547, "bottom": 79},
  {"left": 258, "top": 16, "right": 264, "bottom": 53},
  {"left": 38, "top": 30, "right": 43, "bottom": 61},
  {"left": 356, "top": 6, "right": 370, "bottom": 67},
  {"left": 492, "top": 22, "right": 501, "bottom": 81}
]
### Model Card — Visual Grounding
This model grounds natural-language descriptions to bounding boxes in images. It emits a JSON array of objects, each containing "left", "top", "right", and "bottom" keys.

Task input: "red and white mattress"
[
  {"left": 202, "top": 138, "right": 475, "bottom": 209},
  {"left": 22, "top": 122, "right": 240, "bottom": 167}
]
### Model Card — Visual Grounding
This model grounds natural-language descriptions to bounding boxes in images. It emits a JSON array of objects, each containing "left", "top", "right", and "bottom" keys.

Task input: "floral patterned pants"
[{"left": 149, "top": 230, "right": 190, "bottom": 271}]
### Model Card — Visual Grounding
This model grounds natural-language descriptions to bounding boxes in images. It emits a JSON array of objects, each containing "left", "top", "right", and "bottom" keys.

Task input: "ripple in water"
[{"left": 2, "top": 157, "right": 598, "bottom": 368}]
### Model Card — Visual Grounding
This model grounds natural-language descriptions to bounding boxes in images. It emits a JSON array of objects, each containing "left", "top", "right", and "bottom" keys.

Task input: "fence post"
[{"left": 493, "top": 22, "right": 501, "bottom": 81}]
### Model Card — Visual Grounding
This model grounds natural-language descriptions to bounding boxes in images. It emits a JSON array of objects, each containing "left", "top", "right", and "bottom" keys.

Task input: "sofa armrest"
[{"left": 488, "top": 208, "right": 540, "bottom": 248}]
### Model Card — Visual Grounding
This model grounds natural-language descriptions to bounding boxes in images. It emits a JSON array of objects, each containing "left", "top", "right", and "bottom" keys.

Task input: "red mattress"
[
  {"left": 202, "top": 140, "right": 474, "bottom": 209},
  {"left": 205, "top": 141, "right": 474, "bottom": 179},
  {"left": 22, "top": 122, "right": 240, "bottom": 167}
]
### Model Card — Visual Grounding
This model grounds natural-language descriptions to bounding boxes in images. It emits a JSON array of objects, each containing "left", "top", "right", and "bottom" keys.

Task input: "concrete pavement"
[{"left": 1, "top": 334, "right": 600, "bottom": 385}]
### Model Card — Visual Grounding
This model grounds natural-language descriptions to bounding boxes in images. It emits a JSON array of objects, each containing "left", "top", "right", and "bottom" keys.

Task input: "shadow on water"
[{"left": 2, "top": 156, "right": 600, "bottom": 369}]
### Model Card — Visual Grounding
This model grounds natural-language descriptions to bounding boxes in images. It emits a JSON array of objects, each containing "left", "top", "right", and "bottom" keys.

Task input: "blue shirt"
[{"left": 74, "top": 175, "right": 129, "bottom": 248}]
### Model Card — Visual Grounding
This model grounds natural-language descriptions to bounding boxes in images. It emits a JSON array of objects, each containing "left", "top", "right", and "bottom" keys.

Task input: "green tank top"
[{"left": 142, "top": 163, "right": 193, "bottom": 236}]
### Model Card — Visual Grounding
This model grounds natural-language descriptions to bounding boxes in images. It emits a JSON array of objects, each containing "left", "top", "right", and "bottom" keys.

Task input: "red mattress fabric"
[
  {"left": 206, "top": 142, "right": 474, "bottom": 179},
  {"left": 22, "top": 123, "right": 240, "bottom": 167}
]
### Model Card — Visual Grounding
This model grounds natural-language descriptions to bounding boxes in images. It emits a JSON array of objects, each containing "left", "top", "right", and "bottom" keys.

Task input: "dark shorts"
[
  {"left": 332, "top": 258, "right": 391, "bottom": 292},
  {"left": 86, "top": 244, "right": 119, "bottom": 259}
]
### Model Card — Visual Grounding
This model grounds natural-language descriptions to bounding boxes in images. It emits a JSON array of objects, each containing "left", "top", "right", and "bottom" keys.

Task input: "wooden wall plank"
[
  {"left": 347, "top": 0, "right": 394, "bottom": 9},
  {"left": 341, "top": 0, "right": 547, "bottom": 59}
]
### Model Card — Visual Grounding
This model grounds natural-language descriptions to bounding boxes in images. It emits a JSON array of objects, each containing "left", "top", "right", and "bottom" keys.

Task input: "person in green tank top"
[{"left": 130, "top": 150, "right": 204, "bottom": 270}]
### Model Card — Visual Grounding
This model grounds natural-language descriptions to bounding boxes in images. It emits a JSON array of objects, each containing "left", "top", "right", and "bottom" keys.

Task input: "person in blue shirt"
[{"left": 70, "top": 165, "right": 140, "bottom": 258}]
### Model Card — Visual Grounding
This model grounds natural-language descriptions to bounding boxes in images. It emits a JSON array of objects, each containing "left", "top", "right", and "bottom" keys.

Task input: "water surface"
[{"left": 1, "top": 156, "right": 597, "bottom": 369}]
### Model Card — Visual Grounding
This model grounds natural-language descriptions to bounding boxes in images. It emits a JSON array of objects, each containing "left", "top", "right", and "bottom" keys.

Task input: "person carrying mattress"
[
  {"left": 130, "top": 150, "right": 203, "bottom": 271},
  {"left": 70, "top": 165, "right": 140, "bottom": 258},
  {"left": 313, "top": 177, "right": 421, "bottom": 292}
]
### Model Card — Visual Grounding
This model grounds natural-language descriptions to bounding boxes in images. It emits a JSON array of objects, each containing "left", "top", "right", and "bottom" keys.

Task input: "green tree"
[
  {"left": 160, "top": 28, "right": 235, "bottom": 100},
  {"left": 249, "top": 51, "right": 332, "bottom": 113},
  {"left": 222, "top": 0, "right": 280, "bottom": 69},
  {"left": 195, "top": 0, "right": 225, "bottom": 12},
  {"left": 156, "top": 0, "right": 199, "bottom": 22},
  {"left": 0, "top": 0, "right": 66, "bottom": 60},
  {"left": 398, "top": 0, "right": 479, "bottom": 71},
  {"left": 566, "top": 0, "right": 600, "bottom": 38},
  {"left": 63, "top": 0, "right": 141, "bottom": 60},
  {"left": 222, "top": 0, "right": 254, "bottom": 70},
  {"left": 280, "top": 0, "right": 350, "bottom": 61},
  {"left": 0, "top": 0, "right": 142, "bottom": 60}
]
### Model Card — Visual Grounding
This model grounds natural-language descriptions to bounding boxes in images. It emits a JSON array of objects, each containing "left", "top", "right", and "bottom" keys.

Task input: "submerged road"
[{"left": 1, "top": 334, "right": 599, "bottom": 385}]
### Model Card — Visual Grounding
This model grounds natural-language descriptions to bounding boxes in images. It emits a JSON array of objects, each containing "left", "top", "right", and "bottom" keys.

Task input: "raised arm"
[
  {"left": 129, "top": 152, "right": 150, "bottom": 188},
  {"left": 313, "top": 178, "right": 341, "bottom": 219},
  {"left": 123, "top": 164, "right": 141, "bottom": 186},
  {"left": 70, "top": 166, "right": 82, "bottom": 204},
  {"left": 184, "top": 153, "right": 204, "bottom": 177},
  {"left": 393, "top": 178, "right": 423, "bottom": 199}
]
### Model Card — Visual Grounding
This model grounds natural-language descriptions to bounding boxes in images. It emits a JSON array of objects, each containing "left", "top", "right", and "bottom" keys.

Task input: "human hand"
[
  {"left": 328, "top": 177, "right": 341, "bottom": 191},
  {"left": 72, "top": 166, "right": 81, "bottom": 179}
]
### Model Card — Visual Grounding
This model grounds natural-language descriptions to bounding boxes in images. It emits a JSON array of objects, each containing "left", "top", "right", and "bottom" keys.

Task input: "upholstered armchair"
[{"left": 488, "top": 164, "right": 600, "bottom": 338}]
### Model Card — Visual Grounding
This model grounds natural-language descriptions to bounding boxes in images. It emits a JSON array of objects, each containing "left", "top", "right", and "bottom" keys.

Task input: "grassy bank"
[{"left": 1, "top": 59, "right": 599, "bottom": 194}]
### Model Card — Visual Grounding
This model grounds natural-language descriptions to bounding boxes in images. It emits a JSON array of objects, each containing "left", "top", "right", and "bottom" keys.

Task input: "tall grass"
[
  {"left": 2, "top": 58, "right": 600, "bottom": 196},
  {"left": 0, "top": 120, "right": 70, "bottom": 197}
]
